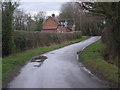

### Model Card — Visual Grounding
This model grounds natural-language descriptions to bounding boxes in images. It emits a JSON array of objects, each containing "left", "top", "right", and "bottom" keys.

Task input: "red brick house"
[{"left": 41, "top": 14, "right": 75, "bottom": 32}]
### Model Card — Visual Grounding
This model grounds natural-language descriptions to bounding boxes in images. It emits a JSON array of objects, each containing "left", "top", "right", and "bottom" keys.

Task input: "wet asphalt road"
[{"left": 8, "top": 36, "right": 108, "bottom": 88}]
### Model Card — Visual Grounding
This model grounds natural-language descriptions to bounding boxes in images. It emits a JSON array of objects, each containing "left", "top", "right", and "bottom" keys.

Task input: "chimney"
[{"left": 52, "top": 14, "right": 55, "bottom": 17}]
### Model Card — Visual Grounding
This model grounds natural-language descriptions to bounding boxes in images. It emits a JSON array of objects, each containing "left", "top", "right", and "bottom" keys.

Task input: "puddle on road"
[
  {"left": 50, "top": 53, "right": 55, "bottom": 54},
  {"left": 34, "top": 62, "right": 43, "bottom": 67},
  {"left": 31, "top": 55, "right": 47, "bottom": 62},
  {"left": 30, "top": 55, "right": 47, "bottom": 67}
]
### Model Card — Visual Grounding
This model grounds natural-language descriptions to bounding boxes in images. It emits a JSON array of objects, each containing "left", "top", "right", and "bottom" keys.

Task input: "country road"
[{"left": 8, "top": 36, "right": 108, "bottom": 88}]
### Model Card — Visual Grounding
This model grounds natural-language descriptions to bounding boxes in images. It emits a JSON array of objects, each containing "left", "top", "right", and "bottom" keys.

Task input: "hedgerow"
[{"left": 12, "top": 31, "right": 82, "bottom": 54}]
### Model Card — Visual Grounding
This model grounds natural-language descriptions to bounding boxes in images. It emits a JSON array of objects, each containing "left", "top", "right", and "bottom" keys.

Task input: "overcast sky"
[
  {"left": 18, "top": 0, "right": 118, "bottom": 16},
  {"left": 18, "top": 2, "right": 63, "bottom": 16},
  {"left": 18, "top": 0, "right": 73, "bottom": 16}
]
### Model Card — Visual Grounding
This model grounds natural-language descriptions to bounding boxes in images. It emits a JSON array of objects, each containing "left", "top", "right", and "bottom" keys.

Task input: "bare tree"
[
  {"left": 59, "top": 2, "right": 102, "bottom": 35},
  {"left": 13, "top": 9, "right": 37, "bottom": 31},
  {"left": 59, "top": 2, "right": 84, "bottom": 31},
  {"left": 33, "top": 11, "right": 46, "bottom": 31},
  {"left": 13, "top": 9, "right": 25, "bottom": 30}
]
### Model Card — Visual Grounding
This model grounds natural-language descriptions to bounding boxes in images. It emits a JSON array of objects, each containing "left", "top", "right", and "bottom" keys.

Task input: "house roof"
[
  {"left": 59, "top": 20, "right": 74, "bottom": 26},
  {"left": 43, "top": 14, "right": 75, "bottom": 26},
  {"left": 52, "top": 17, "right": 59, "bottom": 24},
  {"left": 42, "top": 14, "right": 75, "bottom": 31},
  {"left": 43, "top": 16, "right": 59, "bottom": 25},
  {"left": 67, "top": 20, "right": 74, "bottom": 26}
]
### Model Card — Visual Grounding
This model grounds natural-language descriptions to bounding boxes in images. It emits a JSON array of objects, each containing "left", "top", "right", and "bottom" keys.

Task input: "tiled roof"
[
  {"left": 59, "top": 20, "right": 74, "bottom": 26},
  {"left": 52, "top": 17, "right": 59, "bottom": 24},
  {"left": 67, "top": 20, "right": 74, "bottom": 26}
]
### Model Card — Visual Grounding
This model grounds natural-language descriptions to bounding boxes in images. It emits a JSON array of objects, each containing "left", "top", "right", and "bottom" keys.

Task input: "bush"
[
  {"left": 13, "top": 31, "right": 82, "bottom": 54},
  {"left": 101, "top": 27, "right": 119, "bottom": 66}
]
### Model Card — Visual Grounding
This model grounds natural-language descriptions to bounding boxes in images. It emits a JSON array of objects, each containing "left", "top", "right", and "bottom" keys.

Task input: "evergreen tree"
[{"left": 2, "top": 1, "right": 19, "bottom": 56}]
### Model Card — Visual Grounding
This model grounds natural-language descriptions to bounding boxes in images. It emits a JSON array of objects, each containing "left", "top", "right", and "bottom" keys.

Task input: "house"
[{"left": 41, "top": 14, "right": 75, "bottom": 32}]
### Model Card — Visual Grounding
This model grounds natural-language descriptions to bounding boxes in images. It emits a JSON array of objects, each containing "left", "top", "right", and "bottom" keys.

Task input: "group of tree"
[
  {"left": 60, "top": 1, "right": 119, "bottom": 65},
  {"left": 2, "top": 1, "right": 45, "bottom": 56},
  {"left": 2, "top": 1, "right": 19, "bottom": 56},
  {"left": 59, "top": 2, "right": 102, "bottom": 36},
  {"left": 77, "top": 2, "right": 119, "bottom": 65},
  {"left": 13, "top": 9, "right": 45, "bottom": 31}
]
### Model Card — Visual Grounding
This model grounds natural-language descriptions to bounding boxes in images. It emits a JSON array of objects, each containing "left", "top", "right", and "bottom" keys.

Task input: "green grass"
[
  {"left": 80, "top": 40, "right": 118, "bottom": 85},
  {"left": 2, "top": 36, "right": 89, "bottom": 84}
]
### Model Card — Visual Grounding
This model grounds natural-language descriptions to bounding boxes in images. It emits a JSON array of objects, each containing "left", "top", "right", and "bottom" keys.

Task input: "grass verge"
[
  {"left": 3, "top": 36, "right": 89, "bottom": 87},
  {"left": 80, "top": 40, "right": 119, "bottom": 87}
]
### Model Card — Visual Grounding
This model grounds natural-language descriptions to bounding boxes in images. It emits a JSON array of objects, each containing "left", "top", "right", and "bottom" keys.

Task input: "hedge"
[{"left": 13, "top": 31, "right": 82, "bottom": 54}]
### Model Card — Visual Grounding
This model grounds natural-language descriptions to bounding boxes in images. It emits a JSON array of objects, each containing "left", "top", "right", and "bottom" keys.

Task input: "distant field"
[{"left": 80, "top": 40, "right": 118, "bottom": 87}]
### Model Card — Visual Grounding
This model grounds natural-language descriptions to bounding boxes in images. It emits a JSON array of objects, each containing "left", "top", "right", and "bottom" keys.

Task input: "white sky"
[
  {"left": 18, "top": 0, "right": 74, "bottom": 16},
  {"left": 18, "top": 0, "right": 119, "bottom": 16},
  {"left": 18, "top": 2, "right": 64, "bottom": 16}
]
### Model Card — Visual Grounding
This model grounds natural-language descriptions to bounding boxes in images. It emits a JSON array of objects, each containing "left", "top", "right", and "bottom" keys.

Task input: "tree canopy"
[
  {"left": 77, "top": 1, "right": 120, "bottom": 65},
  {"left": 2, "top": 1, "right": 19, "bottom": 56}
]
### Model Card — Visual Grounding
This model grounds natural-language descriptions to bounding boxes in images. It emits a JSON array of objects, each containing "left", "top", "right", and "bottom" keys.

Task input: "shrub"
[{"left": 12, "top": 31, "right": 82, "bottom": 54}]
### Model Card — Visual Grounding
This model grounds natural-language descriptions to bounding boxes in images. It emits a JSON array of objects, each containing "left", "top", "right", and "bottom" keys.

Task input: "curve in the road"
[{"left": 8, "top": 36, "right": 108, "bottom": 88}]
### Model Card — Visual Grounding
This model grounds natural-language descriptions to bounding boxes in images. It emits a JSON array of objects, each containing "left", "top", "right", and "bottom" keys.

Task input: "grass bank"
[
  {"left": 3, "top": 36, "right": 88, "bottom": 87},
  {"left": 80, "top": 40, "right": 119, "bottom": 87}
]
